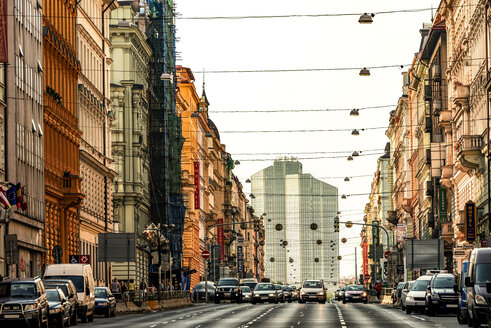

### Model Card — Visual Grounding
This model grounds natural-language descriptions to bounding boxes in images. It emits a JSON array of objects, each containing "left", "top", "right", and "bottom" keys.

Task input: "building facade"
[
  {"left": 109, "top": 1, "right": 152, "bottom": 285},
  {"left": 251, "top": 159, "right": 339, "bottom": 289},
  {"left": 76, "top": 0, "right": 117, "bottom": 286}
]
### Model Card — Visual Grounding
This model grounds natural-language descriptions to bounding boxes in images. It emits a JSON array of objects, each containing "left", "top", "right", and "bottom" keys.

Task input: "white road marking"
[
  {"left": 150, "top": 325, "right": 157, "bottom": 328},
  {"left": 410, "top": 315, "right": 426, "bottom": 321},
  {"left": 335, "top": 304, "right": 347, "bottom": 328}
]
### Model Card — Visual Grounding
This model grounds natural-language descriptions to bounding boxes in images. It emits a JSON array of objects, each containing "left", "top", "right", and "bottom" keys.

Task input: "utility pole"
[{"left": 355, "top": 247, "right": 358, "bottom": 284}]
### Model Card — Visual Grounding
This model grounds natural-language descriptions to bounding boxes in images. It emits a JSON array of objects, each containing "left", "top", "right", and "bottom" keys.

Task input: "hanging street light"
[
  {"left": 341, "top": 195, "right": 347, "bottom": 199},
  {"left": 352, "top": 151, "right": 359, "bottom": 157},
  {"left": 359, "top": 67, "right": 370, "bottom": 76},
  {"left": 358, "top": 13, "right": 374, "bottom": 24},
  {"left": 347, "top": 156, "right": 354, "bottom": 161},
  {"left": 245, "top": 179, "right": 251, "bottom": 183},
  {"left": 351, "top": 129, "right": 360, "bottom": 136},
  {"left": 344, "top": 177, "right": 350, "bottom": 182},
  {"left": 350, "top": 109, "right": 359, "bottom": 116}
]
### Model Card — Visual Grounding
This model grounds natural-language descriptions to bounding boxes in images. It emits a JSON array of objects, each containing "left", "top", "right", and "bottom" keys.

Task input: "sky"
[{"left": 175, "top": 0, "right": 441, "bottom": 278}]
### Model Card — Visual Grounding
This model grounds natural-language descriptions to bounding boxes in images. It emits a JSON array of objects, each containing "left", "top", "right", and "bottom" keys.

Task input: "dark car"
[
  {"left": 47, "top": 288, "right": 70, "bottom": 328},
  {"left": 0, "top": 277, "right": 49, "bottom": 328},
  {"left": 335, "top": 286, "right": 346, "bottom": 301},
  {"left": 424, "top": 273, "right": 458, "bottom": 316},
  {"left": 215, "top": 278, "right": 242, "bottom": 304},
  {"left": 43, "top": 279, "right": 78, "bottom": 325},
  {"left": 191, "top": 281, "right": 215, "bottom": 301},
  {"left": 457, "top": 261, "right": 468, "bottom": 324},
  {"left": 94, "top": 287, "right": 116, "bottom": 317},
  {"left": 274, "top": 284, "right": 285, "bottom": 303},
  {"left": 282, "top": 285, "right": 292, "bottom": 303},
  {"left": 465, "top": 248, "right": 491, "bottom": 328},
  {"left": 342, "top": 285, "right": 367, "bottom": 304},
  {"left": 251, "top": 283, "right": 278, "bottom": 304}
]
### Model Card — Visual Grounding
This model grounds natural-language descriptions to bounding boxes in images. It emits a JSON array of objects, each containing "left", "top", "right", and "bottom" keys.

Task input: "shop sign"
[
  {"left": 439, "top": 188, "right": 447, "bottom": 224},
  {"left": 465, "top": 201, "right": 476, "bottom": 243},
  {"left": 193, "top": 162, "right": 200, "bottom": 209}
]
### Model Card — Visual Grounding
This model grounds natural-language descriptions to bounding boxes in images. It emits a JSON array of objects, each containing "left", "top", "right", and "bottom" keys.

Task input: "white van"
[{"left": 44, "top": 264, "right": 95, "bottom": 322}]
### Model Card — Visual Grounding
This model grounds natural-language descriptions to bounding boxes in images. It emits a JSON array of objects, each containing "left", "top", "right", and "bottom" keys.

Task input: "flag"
[
  {"left": 6, "top": 184, "right": 16, "bottom": 206},
  {"left": 20, "top": 187, "right": 27, "bottom": 211},
  {"left": 16, "top": 183, "right": 21, "bottom": 208},
  {"left": 0, "top": 187, "right": 10, "bottom": 208}
]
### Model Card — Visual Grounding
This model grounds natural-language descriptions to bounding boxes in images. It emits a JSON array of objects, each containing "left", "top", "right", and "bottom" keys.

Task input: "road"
[{"left": 85, "top": 302, "right": 463, "bottom": 328}]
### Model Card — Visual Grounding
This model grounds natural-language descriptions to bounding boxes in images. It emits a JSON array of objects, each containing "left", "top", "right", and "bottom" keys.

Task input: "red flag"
[
  {"left": 0, "top": 187, "right": 11, "bottom": 208},
  {"left": 20, "top": 187, "right": 27, "bottom": 211}
]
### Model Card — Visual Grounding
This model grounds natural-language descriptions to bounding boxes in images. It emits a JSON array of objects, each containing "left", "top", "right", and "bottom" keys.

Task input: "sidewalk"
[{"left": 116, "top": 298, "right": 193, "bottom": 314}]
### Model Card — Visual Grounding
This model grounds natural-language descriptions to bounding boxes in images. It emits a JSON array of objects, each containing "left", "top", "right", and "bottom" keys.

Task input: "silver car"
[
  {"left": 404, "top": 276, "right": 432, "bottom": 314},
  {"left": 400, "top": 281, "right": 415, "bottom": 311},
  {"left": 241, "top": 286, "right": 252, "bottom": 303}
]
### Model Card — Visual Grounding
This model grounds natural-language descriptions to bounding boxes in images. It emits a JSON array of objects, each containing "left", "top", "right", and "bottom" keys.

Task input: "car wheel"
[
  {"left": 457, "top": 308, "right": 467, "bottom": 324},
  {"left": 405, "top": 306, "right": 412, "bottom": 314},
  {"left": 215, "top": 298, "right": 220, "bottom": 304},
  {"left": 81, "top": 308, "right": 88, "bottom": 323},
  {"left": 274, "top": 298, "right": 279, "bottom": 304},
  {"left": 58, "top": 313, "right": 65, "bottom": 328},
  {"left": 363, "top": 300, "right": 368, "bottom": 304},
  {"left": 472, "top": 315, "right": 480, "bottom": 328},
  {"left": 467, "top": 314, "right": 473, "bottom": 327},
  {"left": 342, "top": 298, "right": 346, "bottom": 304},
  {"left": 71, "top": 311, "right": 77, "bottom": 326},
  {"left": 105, "top": 308, "right": 110, "bottom": 318},
  {"left": 111, "top": 306, "right": 116, "bottom": 317},
  {"left": 251, "top": 300, "right": 256, "bottom": 304},
  {"left": 401, "top": 304, "right": 406, "bottom": 311}
]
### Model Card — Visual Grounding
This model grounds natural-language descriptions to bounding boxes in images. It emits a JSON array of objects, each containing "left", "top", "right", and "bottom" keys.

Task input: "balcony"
[
  {"left": 386, "top": 211, "right": 398, "bottom": 225},
  {"left": 441, "top": 222, "right": 453, "bottom": 240},
  {"left": 456, "top": 135, "right": 484, "bottom": 169},
  {"left": 61, "top": 174, "right": 84, "bottom": 207},
  {"left": 438, "top": 110, "right": 452, "bottom": 130},
  {"left": 440, "top": 165, "right": 453, "bottom": 189}
]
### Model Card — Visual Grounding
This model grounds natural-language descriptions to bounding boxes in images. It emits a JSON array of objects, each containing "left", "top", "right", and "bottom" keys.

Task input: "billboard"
[
  {"left": 193, "top": 162, "right": 200, "bottom": 209},
  {"left": 217, "top": 218, "right": 224, "bottom": 260},
  {"left": 97, "top": 233, "right": 136, "bottom": 262},
  {"left": 0, "top": 0, "right": 7, "bottom": 63},
  {"left": 406, "top": 239, "right": 444, "bottom": 270}
]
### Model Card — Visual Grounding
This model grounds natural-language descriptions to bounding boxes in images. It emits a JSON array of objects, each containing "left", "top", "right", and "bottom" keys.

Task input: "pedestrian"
[
  {"left": 139, "top": 280, "right": 147, "bottom": 299},
  {"left": 129, "top": 279, "right": 136, "bottom": 300},
  {"left": 111, "top": 278, "right": 120, "bottom": 293},
  {"left": 120, "top": 280, "right": 128, "bottom": 295},
  {"left": 375, "top": 281, "right": 382, "bottom": 299}
]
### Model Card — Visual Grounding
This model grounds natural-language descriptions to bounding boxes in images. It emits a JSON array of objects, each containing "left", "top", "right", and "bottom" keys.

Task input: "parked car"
[
  {"left": 342, "top": 285, "right": 367, "bottom": 304},
  {"left": 191, "top": 281, "right": 215, "bottom": 301},
  {"left": 94, "top": 287, "right": 116, "bottom": 317},
  {"left": 46, "top": 288, "right": 71, "bottom": 328},
  {"left": 335, "top": 286, "right": 346, "bottom": 301},
  {"left": 400, "top": 281, "right": 415, "bottom": 311},
  {"left": 214, "top": 278, "right": 242, "bottom": 304},
  {"left": 457, "top": 261, "right": 468, "bottom": 324},
  {"left": 465, "top": 248, "right": 491, "bottom": 328},
  {"left": 43, "top": 279, "right": 78, "bottom": 326},
  {"left": 424, "top": 272, "right": 458, "bottom": 316},
  {"left": 404, "top": 276, "right": 432, "bottom": 314},
  {"left": 44, "top": 264, "right": 95, "bottom": 323},
  {"left": 240, "top": 286, "right": 252, "bottom": 302},
  {"left": 299, "top": 280, "right": 326, "bottom": 304},
  {"left": 392, "top": 282, "right": 405, "bottom": 304},
  {"left": 0, "top": 277, "right": 49, "bottom": 328},
  {"left": 251, "top": 283, "right": 278, "bottom": 304}
]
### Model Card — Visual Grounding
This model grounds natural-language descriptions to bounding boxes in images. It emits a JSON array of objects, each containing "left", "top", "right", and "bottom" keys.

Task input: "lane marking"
[
  {"left": 334, "top": 304, "right": 347, "bottom": 328},
  {"left": 150, "top": 325, "right": 157, "bottom": 328},
  {"left": 410, "top": 315, "right": 426, "bottom": 321}
]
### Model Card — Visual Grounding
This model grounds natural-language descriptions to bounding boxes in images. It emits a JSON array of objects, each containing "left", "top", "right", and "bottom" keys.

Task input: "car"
[
  {"left": 290, "top": 286, "right": 298, "bottom": 301},
  {"left": 0, "top": 277, "right": 49, "bottom": 328},
  {"left": 335, "top": 286, "right": 346, "bottom": 301},
  {"left": 240, "top": 278, "right": 258, "bottom": 291},
  {"left": 275, "top": 284, "right": 285, "bottom": 303},
  {"left": 404, "top": 275, "right": 432, "bottom": 314},
  {"left": 240, "top": 286, "right": 252, "bottom": 302},
  {"left": 457, "top": 261, "right": 468, "bottom": 324},
  {"left": 299, "top": 280, "right": 326, "bottom": 304},
  {"left": 400, "top": 281, "right": 415, "bottom": 311},
  {"left": 251, "top": 283, "right": 278, "bottom": 304},
  {"left": 281, "top": 285, "right": 292, "bottom": 303},
  {"left": 43, "top": 279, "right": 78, "bottom": 326},
  {"left": 392, "top": 282, "right": 405, "bottom": 305},
  {"left": 47, "top": 288, "right": 71, "bottom": 328},
  {"left": 424, "top": 272, "right": 458, "bottom": 316},
  {"left": 465, "top": 247, "right": 491, "bottom": 328},
  {"left": 342, "top": 285, "right": 367, "bottom": 304},
  {"left": 191, "top": 281, "right": 215, "bottom": 301},
  {"left": 214, "top": 278, "right": 242, "bottom": 304},
  {"left": 94, "top": 287, "right": 116, "bottom": 317}
]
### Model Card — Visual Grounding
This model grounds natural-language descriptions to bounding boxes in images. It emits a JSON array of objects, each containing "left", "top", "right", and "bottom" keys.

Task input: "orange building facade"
[{"left": 43, "top": 0, "right": 83, "bottom": 264}]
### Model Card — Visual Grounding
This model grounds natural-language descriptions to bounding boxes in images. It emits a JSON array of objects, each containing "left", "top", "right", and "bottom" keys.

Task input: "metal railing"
[{"left": 115, "top": 290, "right": 190, "bottom": 303}]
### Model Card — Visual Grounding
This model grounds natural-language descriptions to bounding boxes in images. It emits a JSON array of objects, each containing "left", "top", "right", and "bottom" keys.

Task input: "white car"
[
  {"left": 404, "top": 276, "right": 432, "bottom": 314},
  {"left": 400, "top": 281, "right": 415, "bottom": 311}
]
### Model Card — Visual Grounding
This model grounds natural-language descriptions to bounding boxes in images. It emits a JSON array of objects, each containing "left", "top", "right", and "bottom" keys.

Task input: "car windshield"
[
  {"left": 412, "top": 280, "right": 430, "bottom": 291},
  {"left": 46, "top": 285, "right": 68, "bottom": 297},
  {"left": 45, "top": 276, "right": 84, "bottom": 293},
  {"left": 254, "top": 284, "right": 274, "bottom": 291},
  {"left": 282, "top": 286, "right": 288, "bottom": 291},
  {"left": 241, "top": 286, "right": 251, "bottom": 292},
  {"left": 303, "top": 281, "right": 322, "bottom": 288},
  {"left": 475, "top": 263, "right": 491, "bottom": 284},
  {"left": 95, "top": 289, "right": 107, "bottom": 298},
  {"left": 346, "top": 285, "right": 364, "bottom": 291},
  {"left": 194, "top": 282, "right": 214, "bottom": 290},
  {"left": 433, "top": 276, "right": 455, "bottom": 288},
  {"left": 0, "top": 282, "right": 37, "bottom": 298},
  {"left": 218, "top": 279, "right": 238, "bottom": 287},
  {"left": 46, "top": 290, "right": 60, "bottom": 302},
  {"left": 242, "top": 283, "right": 257, "bottom": 290}
]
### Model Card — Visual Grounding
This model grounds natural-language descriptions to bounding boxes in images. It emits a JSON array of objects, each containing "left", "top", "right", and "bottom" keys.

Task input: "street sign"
[
  {"left": 69, "top": 255, "right": 79, "bottom": 264},
  {"left": 201, "top": 250, "right": 210, "bottom": 259},
  {"left": 237, "top": 245, "right": 244, "bottom": 273},
  {"left": 465, "top": 201, "right": 476, "bottom": 242},
  {"left": 69, "top": 255, "right": 90, "bottom": 264}
]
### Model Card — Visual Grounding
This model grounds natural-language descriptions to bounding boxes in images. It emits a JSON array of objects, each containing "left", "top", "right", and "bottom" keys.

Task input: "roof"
[
  {"left": 421, "top": 19, "right": 446, "bottom": 61},
  {"left": 208, "top": 118, "right": 220, "bottom": 140}
]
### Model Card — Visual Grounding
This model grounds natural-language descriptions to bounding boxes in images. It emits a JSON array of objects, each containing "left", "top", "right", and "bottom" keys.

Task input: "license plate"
[
  {"left": 353, "top": 296, "right": 360, "bottom": 299},
  {"left": 447, "top": 304, "right": 458, "bottom": 308},
  {"left": 261, "top": 296, "right": 267, "bottom": 299},
  {"left": 224, "top": 293, "right": 231, "bottom": 297},
  {"left": 4, "top": 314, "right": 19, "bottom": 319}
]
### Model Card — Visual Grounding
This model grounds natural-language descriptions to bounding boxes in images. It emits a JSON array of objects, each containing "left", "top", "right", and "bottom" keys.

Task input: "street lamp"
[
  {"left": 347, "top": 156, "right": 354, "bottom": 161},
  {"left": 358, "top": 13, "right": 374, "bottom": 24},
  {"left": 359, "top": 68, "right": 370, "bottom": 76},
  {"left": 344, "top": 177, "right": 350, "bottom": 182},
  {"left": 351, "top": 129, "right": 360, "bottom": 136},
  {"left": 350, "top": 109, "right": 359, "bottom": 116},
  {"left": 160, "top": 72, "right": 173, "bottom": 81}
]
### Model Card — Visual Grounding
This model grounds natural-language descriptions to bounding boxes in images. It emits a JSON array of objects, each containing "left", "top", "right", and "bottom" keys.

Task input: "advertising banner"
[
  {"left": 396, "top": 224, "right": 406, "bottom": 242},
  {"left": 217, "top": 218, "right": 224, "bottom": 260},
  {"left": 0, "top": 0, "right": 7, "bottom": 63},
  {"left": 439, "top": 188, "right": 447, "bottom": 224},
  {"left": 465, "top": 201, "right": 476, "bottom": 243},
  {"left": 362, "top": 241, "right": 368, "bottom": 276},
  {"left": 193, "top": 162, "right": 200, "bottom": 209},
  {"left": 237, "top": 245, "right": 244, "bottom": 273}
]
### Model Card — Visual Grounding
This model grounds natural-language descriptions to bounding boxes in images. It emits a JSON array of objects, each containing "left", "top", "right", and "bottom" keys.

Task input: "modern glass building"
[{"left": 251, "top": 159, "right": 339, "bottom": 289}]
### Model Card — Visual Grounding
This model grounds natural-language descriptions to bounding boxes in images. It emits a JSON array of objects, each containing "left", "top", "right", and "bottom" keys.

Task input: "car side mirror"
[
  {"left": 465, "top": 277, "right": 472, "bottom": 288},
  {"left": 454, "top": 285, "right": 458, "bottom": 293},
  {"left": 486, "top": 283, "right": 491, "bottom": 294}
]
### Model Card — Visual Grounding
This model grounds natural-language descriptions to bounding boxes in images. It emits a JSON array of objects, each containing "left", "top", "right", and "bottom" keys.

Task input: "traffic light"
[{"left": 334, "top": 216, "right": 340, "bottom": 232}]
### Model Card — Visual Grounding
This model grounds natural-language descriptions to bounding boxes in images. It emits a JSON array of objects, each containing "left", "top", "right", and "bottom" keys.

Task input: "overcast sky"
[{"left": 175, "top": 0, "right": 441, "bottom": 278}]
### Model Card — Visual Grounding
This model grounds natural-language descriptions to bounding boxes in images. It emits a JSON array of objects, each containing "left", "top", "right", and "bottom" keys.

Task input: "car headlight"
[
  {"left": 24, "top": 304, "right": 37, "bottom": 311},
  {"left": 475, "top": 294, "right": 487, "bottom": 305},
  {"left": 317, "top": 292, "right": 324, "bottom": 295},
  {"left": 268, "top": 293, "right": 275, "bottom": 297},
  {"left": 301, "top": 291, "right": 306, "bottom": 295},
  {"left": 431, "top": 293, "right": 440, "bottom": 299},
  {"left": 406, "top": 296, "right": 414, "bottom": 301},
  {"left": 50, "top": 308, "right": 61, "bottom": 314},
  {"left": 362, "top": 292, "right": 367, "bottom": 297}
]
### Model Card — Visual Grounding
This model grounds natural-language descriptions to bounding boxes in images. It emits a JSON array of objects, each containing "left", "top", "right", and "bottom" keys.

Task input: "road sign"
[
  {"left": 69, "top": 255, "right": 79, "bottom": 264},
  {"left": 69, "top": 255, "right": 90, "bottom": 264},
  {"left": 201, "top": 250, "right": 210, "bottom": 259}
]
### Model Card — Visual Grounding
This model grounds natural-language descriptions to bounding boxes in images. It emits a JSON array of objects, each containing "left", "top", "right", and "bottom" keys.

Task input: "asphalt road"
[{"left": 83, "top": 301, "right": 464, "bottom": 328}]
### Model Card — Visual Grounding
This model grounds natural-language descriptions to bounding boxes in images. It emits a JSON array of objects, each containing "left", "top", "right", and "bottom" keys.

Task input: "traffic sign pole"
[{"left": 202, "top": 249, "right": 210, "bottom": 303}]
